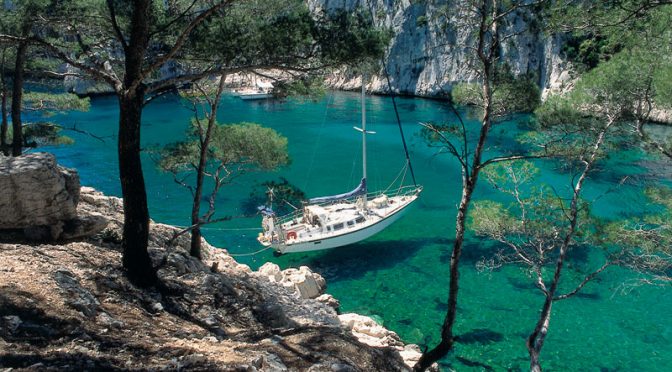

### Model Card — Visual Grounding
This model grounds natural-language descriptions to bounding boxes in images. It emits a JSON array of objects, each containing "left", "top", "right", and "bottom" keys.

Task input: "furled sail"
[{"left": 308, "top": 178, "right": 367, "bottom": 204}]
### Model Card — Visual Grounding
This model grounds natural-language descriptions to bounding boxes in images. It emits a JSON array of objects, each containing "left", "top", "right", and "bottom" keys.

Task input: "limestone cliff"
[{"left": 310, "top": 0, "right": 573, "bottom": 98}]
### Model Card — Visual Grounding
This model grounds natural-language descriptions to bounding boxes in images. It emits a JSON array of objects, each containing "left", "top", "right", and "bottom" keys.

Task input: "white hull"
[
  {"left": 279, "top": 199, "right": 413, "bottom": 253},
  {"left": 238, "top": 93, "right": 272, "bottom": 100},
  {"left": 259, "top": 189, "right": 421, "bottom": 254}
]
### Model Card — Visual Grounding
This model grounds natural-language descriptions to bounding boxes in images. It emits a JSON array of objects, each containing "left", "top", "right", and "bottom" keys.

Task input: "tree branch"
[
  {"left": 134, "top": 0, "right": 233, "bottom": 92},
  {"left": 106, "top": 0, "right": 129, "bottom": 50},
  {"left": 553, "top": 261, "right": 611, "bottom": 301}
]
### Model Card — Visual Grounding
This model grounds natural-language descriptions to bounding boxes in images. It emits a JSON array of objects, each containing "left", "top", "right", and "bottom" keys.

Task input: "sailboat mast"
[{"left": 361, "top": 76, "right": 367, "bottom": 209}]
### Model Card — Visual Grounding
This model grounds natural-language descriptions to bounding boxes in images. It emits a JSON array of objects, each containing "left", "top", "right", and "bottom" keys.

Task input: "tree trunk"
[
  {"left": 190, "top": 181, "right": 204, "bottom": 258},
  {"left": 526, "top": 120, "right": 613, "bottom": 371},
  {"left": 118, "top": 90, "right": 156, "bottom": 286},
  {"left": 415, "top": 62, "right": 494, "bottom": 372},
  {"left": 10, "top": 41, "right": 27, "bottom": 157},
  {"left": 1, "top": 48, "right": 8, "bottom": 155},
  {"left": 118, "top": 0, "right": 155, "bottom": 287},
  {"left": 527, "top": 295, "right": 552, "bottom": 372},
  {"left": 1, "top": 89, "right": 7, "bottom": 155},
  {"left": 414, "top": 183, "right": 475, "bottom": 370},
  {"left": 190, "top": 76, "right": 227, "bottom": 259}
]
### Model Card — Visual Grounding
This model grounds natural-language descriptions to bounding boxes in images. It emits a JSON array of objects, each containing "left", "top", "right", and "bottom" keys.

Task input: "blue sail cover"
[{"left": 308, "top": 178, "right": 367, "bottom": 204}]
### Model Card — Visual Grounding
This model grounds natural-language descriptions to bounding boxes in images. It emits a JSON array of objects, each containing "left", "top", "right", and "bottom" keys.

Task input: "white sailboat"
[
  {"left": 235, "top": 81, "right": 274, "bottom": 100},
  {"left": 257, "top": 80, "right": 422, "bottom": 254}
]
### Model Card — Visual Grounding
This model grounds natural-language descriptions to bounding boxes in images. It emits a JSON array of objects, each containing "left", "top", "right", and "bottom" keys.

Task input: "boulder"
[
  {"left": 253, "top": 264, "right": 327, "bottom": 300},
  {"left": 257, "top": 262, "right": 282, "bottom": 282},
  {"left": 338, "top": 313, "right": 403, "bottom": 348},
  {"left": 316, "top": 294, "right": 340, "bottom": 311},
  {"left": 0, "top": 153, "right": 80, "bottom": 229}
]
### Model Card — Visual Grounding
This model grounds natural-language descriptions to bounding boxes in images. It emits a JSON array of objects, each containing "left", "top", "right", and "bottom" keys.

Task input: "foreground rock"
[
  {"left": 0, "top": 187, "right": 415, "bottom": 371},
  {"left": 0, "top": 153, "right": 107, "bottom": 241},
  {"left": 0, "top": 153, "right": 79, "bottom": 228},
  {"left": 254, "top": 263, "right": 327, "bottom": 300}
]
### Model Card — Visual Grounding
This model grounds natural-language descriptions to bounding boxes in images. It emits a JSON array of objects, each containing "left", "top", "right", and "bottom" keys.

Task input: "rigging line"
[
  {"left": 362, "top": 0, "right": 417, "bottom": 187},
  {"left": 172, "top": 225, "right": 262, "bottom": 231},
  {"left": 228, "top": 246, "right": 274, "bottom": 257},
  {"left": 381, "top": 57, "right": 417, "bottom": 187},
  {"left": 383, "top": 161, "right": 408, "bottom": 194}
]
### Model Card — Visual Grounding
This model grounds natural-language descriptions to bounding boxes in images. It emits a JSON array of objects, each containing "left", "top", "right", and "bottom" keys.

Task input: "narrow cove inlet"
[{"left": 40, "top": 91, "right": 672, "bottom": 371}]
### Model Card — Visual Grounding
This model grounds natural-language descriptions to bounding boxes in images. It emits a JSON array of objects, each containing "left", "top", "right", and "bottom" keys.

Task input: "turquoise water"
[{"left": 45, "top": 92, "right": 672, "bottom": 371}]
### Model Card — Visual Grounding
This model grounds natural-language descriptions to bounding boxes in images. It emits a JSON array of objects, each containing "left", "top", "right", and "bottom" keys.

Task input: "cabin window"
[
  {"left": 355, "top": 217, "right": 365, "bottom": 224},
  {"left": 347, "top": 220, "right": 354, "bottom": 227},
  {"left": 333, "top": 223, "right": 344, "bottom": 231}
]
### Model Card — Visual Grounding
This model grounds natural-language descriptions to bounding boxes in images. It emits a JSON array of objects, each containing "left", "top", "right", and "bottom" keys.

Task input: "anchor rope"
[{"left": 228, "top": 246, "right": 274, "bottom": 257}]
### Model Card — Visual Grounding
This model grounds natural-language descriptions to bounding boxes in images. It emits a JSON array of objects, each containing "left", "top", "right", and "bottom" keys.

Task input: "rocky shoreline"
[{"left": 0, "top": 154, "right": 432, "bottom": 371}]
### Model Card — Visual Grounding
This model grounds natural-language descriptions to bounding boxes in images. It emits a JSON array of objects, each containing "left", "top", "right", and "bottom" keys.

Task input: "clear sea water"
[{"left": 44, "top": 91, "right": 672, "bottom": 371}]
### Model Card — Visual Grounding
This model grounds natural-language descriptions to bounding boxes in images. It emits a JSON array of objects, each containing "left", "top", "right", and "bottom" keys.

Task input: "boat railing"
[{"left": 274, "top": 184, "right": 422, "bottom": 226}]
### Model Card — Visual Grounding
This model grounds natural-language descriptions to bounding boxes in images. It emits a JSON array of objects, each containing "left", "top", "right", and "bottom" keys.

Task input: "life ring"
[{"left": 286, "top": 231, "right": 297, "bottom": 240}]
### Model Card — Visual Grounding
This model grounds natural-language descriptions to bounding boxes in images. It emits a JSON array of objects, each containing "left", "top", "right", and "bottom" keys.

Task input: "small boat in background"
[{"left": 234, "top": 81, "right": 274, "bottom": 100}]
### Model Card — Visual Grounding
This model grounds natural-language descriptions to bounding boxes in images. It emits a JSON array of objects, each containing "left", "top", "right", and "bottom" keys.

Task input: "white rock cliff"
[{"left": 310, "top": 0, "right": 570, "bottom": 98}]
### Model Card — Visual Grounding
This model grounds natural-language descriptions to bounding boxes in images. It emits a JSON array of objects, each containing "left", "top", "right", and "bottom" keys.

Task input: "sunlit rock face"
[
  {"left": 310, "top": 0, "right": 571, "bottom": 98},
  {"left": 0, "top": 152, "right": 79, "bottom": 229}
]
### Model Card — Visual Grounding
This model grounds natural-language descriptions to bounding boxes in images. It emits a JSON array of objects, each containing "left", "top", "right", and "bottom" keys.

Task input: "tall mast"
[
  {"left": 361, "top": 76, "right": 367, "bottom": 184},
  {"left": 361, "top": 75, "right": 367, "bottom": 209}
]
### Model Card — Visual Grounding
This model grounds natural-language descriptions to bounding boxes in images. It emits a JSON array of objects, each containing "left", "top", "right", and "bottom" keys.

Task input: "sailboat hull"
[{"left": 271, "top": 193, "right": 419, "bottom": 254}]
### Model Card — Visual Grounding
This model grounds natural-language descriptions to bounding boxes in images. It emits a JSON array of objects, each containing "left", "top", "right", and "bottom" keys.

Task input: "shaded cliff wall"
[{"left": 311, "top": 0, "right": 572, "bottom": 98}]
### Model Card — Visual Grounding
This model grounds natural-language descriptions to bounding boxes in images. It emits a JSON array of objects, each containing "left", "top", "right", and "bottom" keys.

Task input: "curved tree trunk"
[
  {"left": 190, "top": 174, "right": 204, "bottom": 258},
  {"left": 414, "top": 59, "right": 494, "bottom": 370},
  {"left": 413, "top": 185, "right": 473, "bottom": 370},
  {"left": 118, "top": 0, "right": 155, "bottom": 287},
  {"left": 1, "top": 48, "right": 8, "bottom": 155},
  {"left": 527, "top": 295, "right": 553, "bottom": 372},
  {"left": 1, "top": 89, "right": 7, "bottom": 155},
  {"left": 190, "top": 76, "right": 227, "bottom": 259},
  {"left": 525, "top": 120, "right": 613, "bottom": 371},
  {"left": 118, "top": 90, "right": 156, "bottom": 286},
  {"left": 11, "top": 41, "right": 27, "bottom": 157}
]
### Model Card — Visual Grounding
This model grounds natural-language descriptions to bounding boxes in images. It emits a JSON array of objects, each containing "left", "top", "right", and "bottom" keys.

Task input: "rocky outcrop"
[
  {"left": 0, "top": 153, "right": 79, "bottom": 229},
  {"left": 254, "top": 263, "right": 327, "bottom": 300},
  {"left": 0, "top": 153, "right": 107, "bottom": 241},
  {"left": 0, "top": 185, "right": 419, "bottom": 371},
  {"left": 252, "top": 263, "right": 429, "bottom": 369},
  {"left": 310, "top": 0, "right": 571, "bottom": 98}
]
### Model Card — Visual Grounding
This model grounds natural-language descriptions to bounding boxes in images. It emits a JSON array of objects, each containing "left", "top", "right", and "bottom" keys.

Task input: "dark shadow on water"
[
  {"left": 574, "top": 291, "right": 601, "bottom": 300},
  {"left": 455, "top": 356, "right": 496, "bottom": 371},
  {"left": 439, "top": 239, "right": 502, "bottom": 265},
  {"left": 271, "top": 237, "right": 433, "bottom": 283},
  {"left": 434, "top": 297, "right": 448, "bottom": 312},
  {"left": 456, "top": 328, "right": 504, "bottom": 345},
  {"left": 508, "top": 277, "right": 538, "bottom": 292}
]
